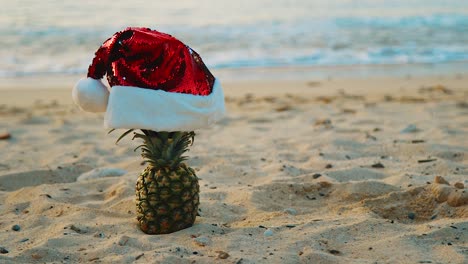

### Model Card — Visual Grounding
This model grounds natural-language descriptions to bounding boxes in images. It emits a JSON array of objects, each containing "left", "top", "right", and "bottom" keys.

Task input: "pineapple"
[{"left": 115, "top": 129, "right": 199, "bottom": 234}]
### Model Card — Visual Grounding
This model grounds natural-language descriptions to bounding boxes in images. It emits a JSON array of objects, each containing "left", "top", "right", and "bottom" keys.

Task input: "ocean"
[{"left": 2, "top": 0, "right": 468, "bottom": 79}]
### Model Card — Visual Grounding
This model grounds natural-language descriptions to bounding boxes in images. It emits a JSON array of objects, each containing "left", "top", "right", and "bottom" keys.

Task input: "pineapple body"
[
  {"left": 116, "top": 130, "right": 199, "bottom": 234},
  {"left": 136, "top": 164, "right": 199, "bottom": 234}
]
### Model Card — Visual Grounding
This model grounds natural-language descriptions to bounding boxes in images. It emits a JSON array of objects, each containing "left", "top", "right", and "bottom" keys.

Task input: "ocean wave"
[{"left": 1, "top": 12, "right": 468, "bottom": 77}]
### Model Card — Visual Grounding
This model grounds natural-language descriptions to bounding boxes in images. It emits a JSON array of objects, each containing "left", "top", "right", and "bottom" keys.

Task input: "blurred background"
[{"left": 1, "top": 0, "right": 468, "bottom": 81}]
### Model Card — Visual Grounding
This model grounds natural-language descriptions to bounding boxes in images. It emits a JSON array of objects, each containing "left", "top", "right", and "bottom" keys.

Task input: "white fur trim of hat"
[
  {"left": 72, "top": 77, "right": 109, "bottom": 113},
  {"left": 72, "top": 77, "right": 225, "bottom": 131}
]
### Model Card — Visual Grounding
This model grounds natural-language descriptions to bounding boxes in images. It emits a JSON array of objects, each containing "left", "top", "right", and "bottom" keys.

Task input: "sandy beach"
[{"left": 0, "top": 74, "right": 467, "bottom": 263}]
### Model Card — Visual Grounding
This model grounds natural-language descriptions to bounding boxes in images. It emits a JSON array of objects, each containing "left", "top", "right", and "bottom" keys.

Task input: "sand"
[{"left": 0, "top": 75, "right": 467, "bottom": 263}]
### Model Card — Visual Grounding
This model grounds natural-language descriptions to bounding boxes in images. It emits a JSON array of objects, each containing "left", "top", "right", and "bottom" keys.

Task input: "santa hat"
[{"left": 72, "top": 27, "right": 225, "bottom": 131}]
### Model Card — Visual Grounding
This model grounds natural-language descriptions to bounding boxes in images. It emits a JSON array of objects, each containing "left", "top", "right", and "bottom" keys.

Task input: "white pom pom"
[{"left": 72, "top": 77, "right": 109, "bottom": 112}]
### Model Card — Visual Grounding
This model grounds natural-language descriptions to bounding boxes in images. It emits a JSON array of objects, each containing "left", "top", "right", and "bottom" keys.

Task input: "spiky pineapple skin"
[{"left": 136, "top": 163, "right": 199, "bottom": 234}]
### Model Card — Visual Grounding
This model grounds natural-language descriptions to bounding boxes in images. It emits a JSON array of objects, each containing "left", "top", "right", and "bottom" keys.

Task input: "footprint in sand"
[
  {"left": 0, "top": 164, "right": 92, "bottom": 191},
  {"left": 199, "top": 191, "right": 246, "bottom": 223},
  {"left": 331, "top": 181, "right": 399, "bottom": 201},
  {"left": 326, "top": 167, "right": 387, "bottom": 182},
  {"left": 251, "top": 179, "right": 403, "bottom": 217},
  {"left": 362, "top": 176, "right": 467, "bottom": 223},
  {"left": 251, "top": 181, "right": 333, "bottom": 213}
]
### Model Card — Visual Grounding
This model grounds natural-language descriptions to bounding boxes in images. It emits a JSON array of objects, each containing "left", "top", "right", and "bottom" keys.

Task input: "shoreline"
[
  {"left": 1, "top": 61, "right": 467, "bottom": 91},
  {"left": 0, "top": 74, "right": 466, "bottom": 107}
]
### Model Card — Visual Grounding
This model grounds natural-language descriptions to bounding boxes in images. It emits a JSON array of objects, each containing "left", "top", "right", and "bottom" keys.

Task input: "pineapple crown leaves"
[{"left": 109, "top": 129, "right": 195, "bottom": 169}]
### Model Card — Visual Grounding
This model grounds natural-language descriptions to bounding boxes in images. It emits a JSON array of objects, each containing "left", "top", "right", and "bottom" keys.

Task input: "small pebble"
[
  {"left": 0, "top": 247, "right": 8, "bottom": 254},
  {"left": 434, "top": 176, "right": 450, "bottom": 185},
  {"left": 418, "top": 159, "right": 437, "bottom": 163},
  {"left": 217, "top": 251, "right": 229, "bottom": 259},
  {"left": 454, "top": 182, "right": 464, "bottom": 189},
  {"left": 325, "top": 164, "right": 333, "bottom": 169},
  {"left": 264, "top": 229, "right": 274, "bottom": 237},
  {"left": 371, "top": 163, "right": 385, "bottom": 169},
  {"left": 283, "top": 208, "right": 297, "bottom": 215},
  {"left": 408, "top": 212, "right": 416, "bottom": 220},
  {"left": 194, "top": 236, "right": 210, "bottom": 246},
  {"left": 31, "top": 253, "right": 42, "bottom": 260},
  {"left": 328, "top": 249, "right": 341, "bottom": 255},
  {"left": 315, "top": 119, "right": 332, "bottom": 126},
  {"left": 94, "top": 232, "right": 105, "bottom": 238},
  {"left": 0, "top": 132, "right": 11, "bottom": 140},
  {"left": 77, "top": 168, "right": 127, "bottom": 182},
  {"left": 135, "top": 253, "right": 144, "bottom": 260},
  {"left": 401, "top": 124, "right": 421, "bottom": 133},
  {"left": 70, "top": 224, "right": 87, "bottom": 234},
  {"left": 275, "top": 105, "right": 292, "bottom": 112},
  {"left": 312, "top": 173, "right": 322, "bottom": 179},
  {"left": 12, "top": 225, "right": 21, "bottom": 231}
]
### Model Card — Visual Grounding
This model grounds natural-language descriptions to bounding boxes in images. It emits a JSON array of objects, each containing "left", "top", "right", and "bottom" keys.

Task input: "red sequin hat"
[{"left": 72, "top": 27, "right": 225, "bottom": 132}]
